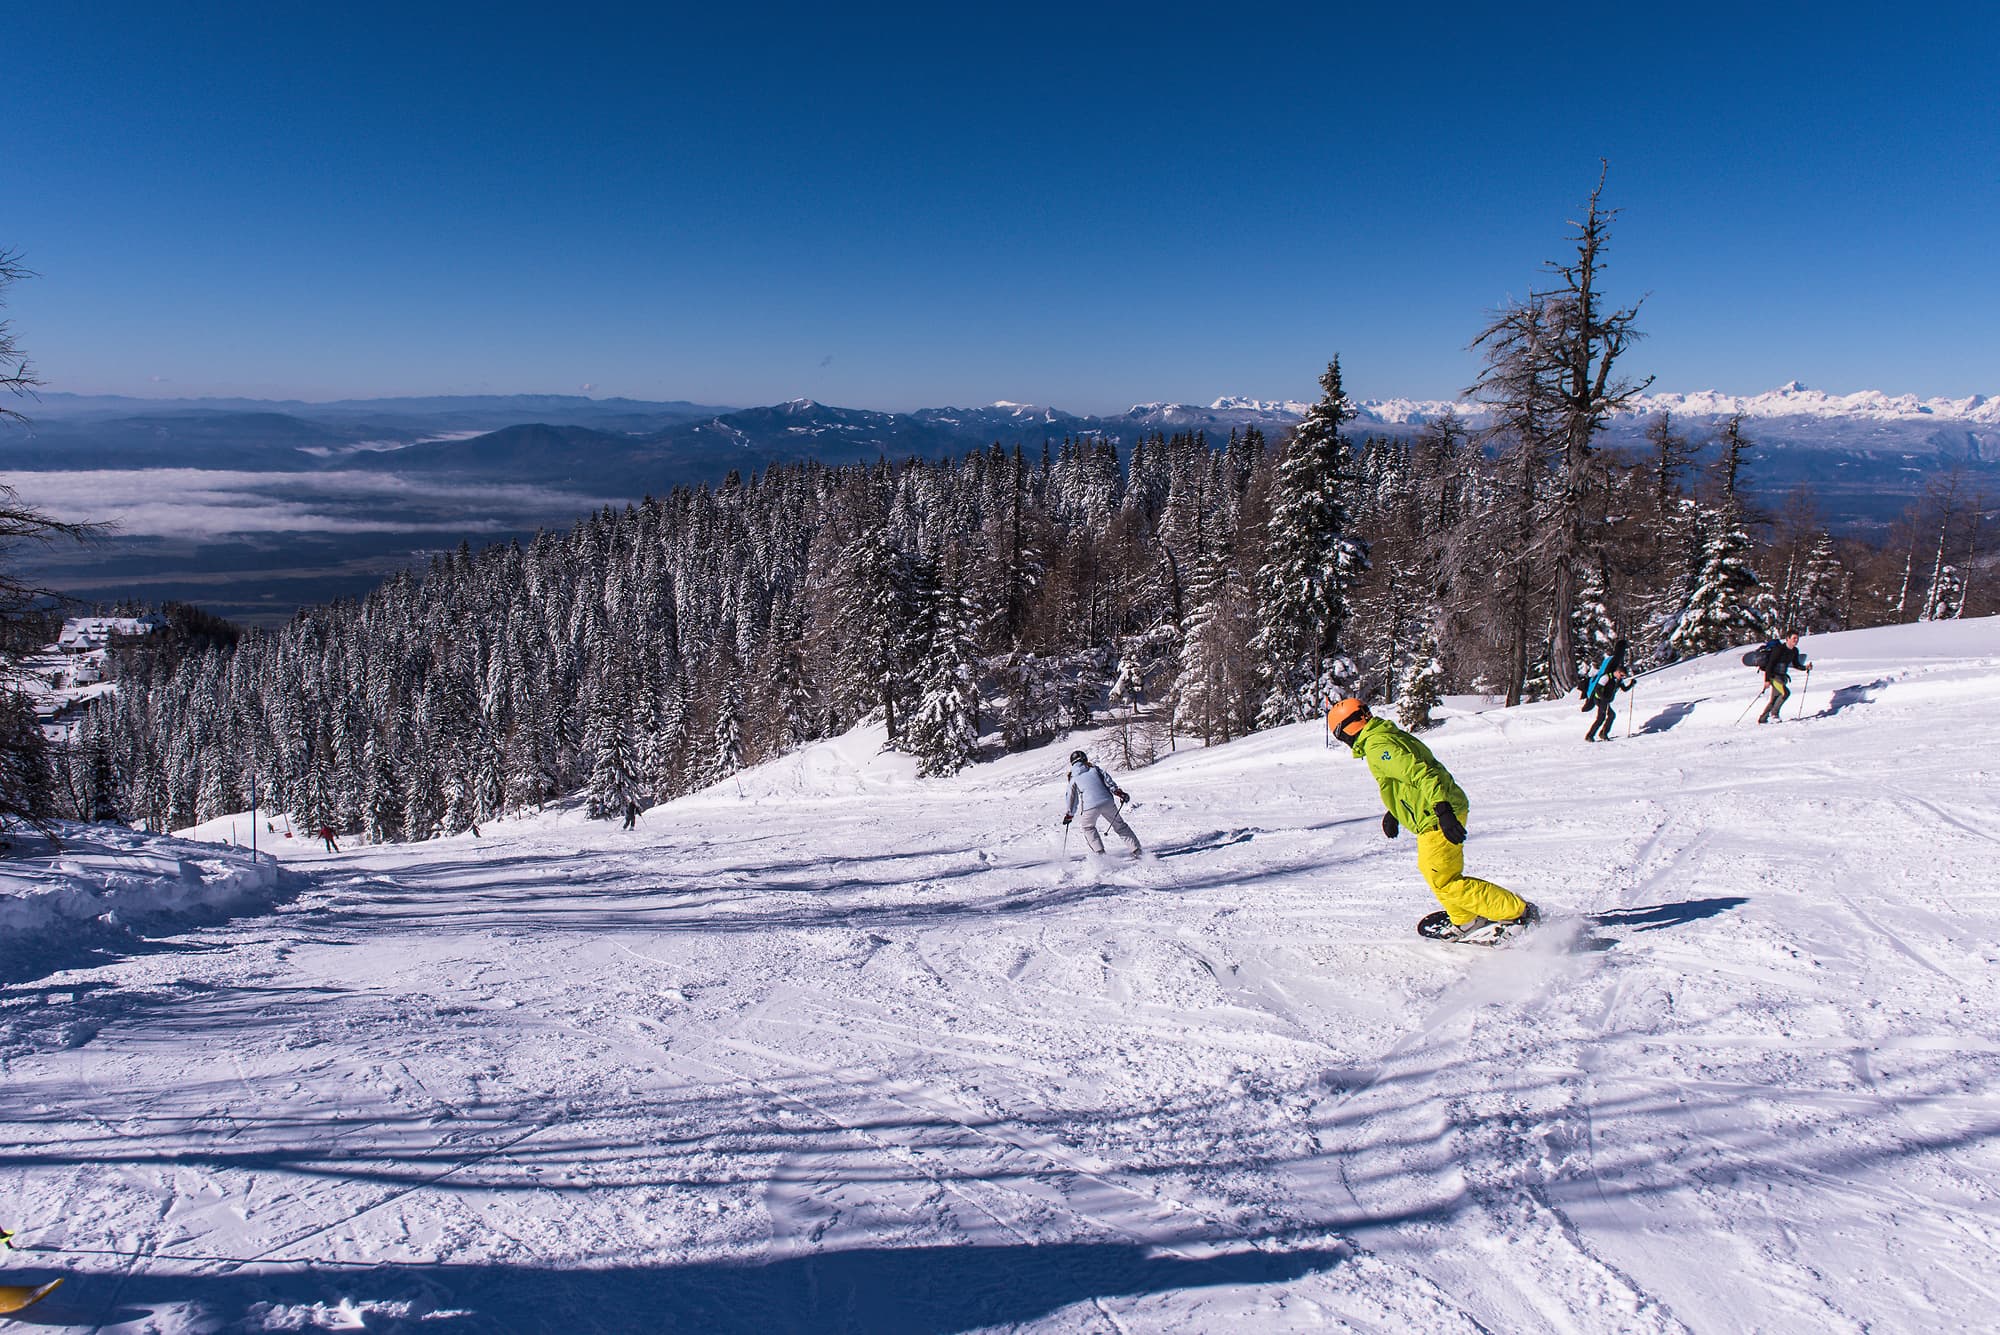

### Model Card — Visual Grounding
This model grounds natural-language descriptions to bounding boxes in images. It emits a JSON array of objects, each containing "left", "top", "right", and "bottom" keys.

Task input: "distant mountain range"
[
  {"left": 18, "top": 384, "right": 2000, "bottom": 525},
  {"left": 9, "top": 384, "right": 1992, "bottom": 623}
]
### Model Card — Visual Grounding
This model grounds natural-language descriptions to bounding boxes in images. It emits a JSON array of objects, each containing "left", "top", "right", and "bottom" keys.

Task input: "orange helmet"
[{"left": 1327, "top": 698, "right": 1371, "bottom": 745}]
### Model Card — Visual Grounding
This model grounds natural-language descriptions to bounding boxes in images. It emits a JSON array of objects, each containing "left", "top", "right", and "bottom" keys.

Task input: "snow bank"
[{"left": 0, "top": 823, "right": 299, "bottom": 982}]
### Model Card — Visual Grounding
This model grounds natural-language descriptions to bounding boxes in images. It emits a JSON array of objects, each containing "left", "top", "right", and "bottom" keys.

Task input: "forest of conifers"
[
  {"left": 58, "top": 361, "right": 1978, "bottom": 842},
  {"left": 42, "top": 186, "right": 1990, "bottom": 841}
]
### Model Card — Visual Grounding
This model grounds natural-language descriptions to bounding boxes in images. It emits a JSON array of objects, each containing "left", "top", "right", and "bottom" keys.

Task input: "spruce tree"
[
  {"left": 1568, "top": 568, "right": 1619, "bottom": 683},
  {"left": 1796, "top": 534, "right": 1849, "bottom": 633},
  {"left": 1256, "top": 358, "right": 1369, "bottom": 724},
  {"left": 1395, "top": 620, "right": 1446, "bottom": 732},
  {"left": 1174, "top": 550, "right": 1256, "bottom": 745},
  {"left": 1668, "top": 508, "right": 1771, "bottom": 658},
  {"left": 905, "top": 569, "right": 982, "bottom": 776}
]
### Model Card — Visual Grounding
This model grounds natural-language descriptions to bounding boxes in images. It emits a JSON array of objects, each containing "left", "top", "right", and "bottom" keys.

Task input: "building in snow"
[
  {"left": 49, "top": 652, "right": 109, "bottom": 689},
  {"left": 56, "top": 614, "right": 164, "bottom": 654}
]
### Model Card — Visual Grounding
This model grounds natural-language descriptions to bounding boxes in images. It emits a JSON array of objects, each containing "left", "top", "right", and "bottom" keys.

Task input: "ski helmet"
[
  {"left": 1069, "top": 749, "right": 1088, "bottom": 765},
  {"left": 1326, "top": 698, "right": 1371, "bottom": 744}
]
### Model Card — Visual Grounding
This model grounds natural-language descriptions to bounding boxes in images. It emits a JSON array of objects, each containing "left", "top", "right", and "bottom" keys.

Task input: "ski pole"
[
  {"left": 1736, "top": 684, "right": 1769, "bottom": 725},
  {"left": 1060, "top": 821, "right": 1070, "bottom": 858},
  {"left": 1793, "top": 667, "right": 1811, "bottom": 719}
]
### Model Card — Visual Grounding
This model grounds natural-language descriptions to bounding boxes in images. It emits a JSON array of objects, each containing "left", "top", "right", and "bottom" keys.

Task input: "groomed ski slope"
[{"left": 3, "top": 618, "right": 1998, "bottom": 1333}]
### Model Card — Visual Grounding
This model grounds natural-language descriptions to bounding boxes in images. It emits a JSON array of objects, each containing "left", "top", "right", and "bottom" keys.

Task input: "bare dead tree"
[
  {"left": 1645, "top": 409, "right": 1696, "bottom": 505},
  {"left": 0, "top": 249, "right": 42, "bottom": 425},
  {"left": 1470, "top": 164, "right": 1651, "bottom": 696}
]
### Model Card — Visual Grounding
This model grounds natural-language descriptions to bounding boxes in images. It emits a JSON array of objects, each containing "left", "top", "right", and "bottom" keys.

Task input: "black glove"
[
  {"left": 1062, "top": 814, "right": 1072, "bottom": 825},
  {"left": 1434, "top": 803, "right": 1466, "bottom": 845},
  {"left": 1381, "top": 811, "right": 1399, "bottom": 839},
  {"left": 1580, "top": 700, "right": 1592, "bottom": 713}
]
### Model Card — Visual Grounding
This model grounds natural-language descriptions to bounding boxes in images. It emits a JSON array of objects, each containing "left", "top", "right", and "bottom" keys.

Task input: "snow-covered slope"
[{"left": 4, "top": 619, "right": 1998, "bottom": 1331}]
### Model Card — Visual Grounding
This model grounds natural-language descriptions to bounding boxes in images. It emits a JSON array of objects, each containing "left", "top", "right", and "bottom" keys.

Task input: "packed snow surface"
[{"left": 4, "top": 619, "right": 1998, "bottom": 1332}]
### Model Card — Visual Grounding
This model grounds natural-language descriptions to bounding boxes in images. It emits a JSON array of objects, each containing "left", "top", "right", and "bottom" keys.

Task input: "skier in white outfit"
[{"left": 1063, "top": 750, "right": 1142, "bottom": 855}]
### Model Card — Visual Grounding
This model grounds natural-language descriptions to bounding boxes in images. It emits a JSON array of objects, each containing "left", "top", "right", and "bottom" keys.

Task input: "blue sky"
[{"left": 5, "top": 2, "right": 1996, "bottom": 413}]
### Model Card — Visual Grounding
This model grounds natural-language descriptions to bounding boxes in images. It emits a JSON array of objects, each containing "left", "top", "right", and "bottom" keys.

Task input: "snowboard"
[
  {"left": 0, "top": 1277, "right": 64, "bottom": 1315},
  {"left": 1416, "top": 910, "right": 1534, "bottom": 947}
]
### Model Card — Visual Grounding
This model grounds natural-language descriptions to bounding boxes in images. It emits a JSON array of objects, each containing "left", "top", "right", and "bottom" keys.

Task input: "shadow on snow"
[
  {"left": 1588, "top": 896, "right": 1749, "bottom": 932},
  {"left": 0, "top": 1241, "right": 1351, "bottom": 1334}
]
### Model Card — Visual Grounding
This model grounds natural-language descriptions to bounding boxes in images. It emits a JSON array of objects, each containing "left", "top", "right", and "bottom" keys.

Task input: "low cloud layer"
[{"left": 9, "top": 469, "right": 616, "bottom": 541}]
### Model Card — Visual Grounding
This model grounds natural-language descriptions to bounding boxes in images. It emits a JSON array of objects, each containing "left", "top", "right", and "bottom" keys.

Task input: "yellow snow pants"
[{"left": 1417, "top": 823, "right": 1526, "bottom": 925}]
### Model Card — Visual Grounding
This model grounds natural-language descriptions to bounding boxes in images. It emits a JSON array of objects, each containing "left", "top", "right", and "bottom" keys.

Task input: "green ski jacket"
[{"left": 1349, "top": 717, "right": 1469, "bottom": 834}]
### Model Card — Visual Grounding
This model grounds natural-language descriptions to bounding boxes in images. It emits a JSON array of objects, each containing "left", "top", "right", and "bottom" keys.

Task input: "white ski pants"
[{"left": 1077, "top": 801, "right": 1140, "bottom": 854}]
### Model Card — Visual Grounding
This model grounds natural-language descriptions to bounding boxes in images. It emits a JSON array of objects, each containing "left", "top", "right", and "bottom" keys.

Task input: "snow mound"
[{"left": 0, "top": 823, "right": 299, "bottom": 983}]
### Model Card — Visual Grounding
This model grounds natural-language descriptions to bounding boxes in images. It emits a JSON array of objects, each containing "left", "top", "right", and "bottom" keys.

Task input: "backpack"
[{"left": 1746, "top": 640, "right": 1784, "bottom": 673}]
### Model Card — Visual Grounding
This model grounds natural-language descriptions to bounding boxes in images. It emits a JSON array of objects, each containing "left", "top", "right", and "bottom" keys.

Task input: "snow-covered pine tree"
[
  {"left": 831, "top": 525, "right": 919, "bottom": 741},
  {"left": 759, "top": 633, "right": 821, "bottom": 758},
  {"left": 643, "top": 667, "right": 693, "bottom": 801},
  {"left": 700, "top": 673, "right": 745, "bottom": 789},
  {"left": 362, "top": 730, "right": 402, "bottom": 844},
  {"left": 1922, "top": 564, "right": 1965, "bottom": 621},
  {"left": 0, "top": 688, "right": 55, "bottom": 832},
  {"left": 1256, "top": 358, "right": 1369, "bottom": 725},
  {"left": 584, "top": 644, "right": 647, "bottom": 817},
  {"left": 1668, "top": 507, "right": 1771, "bottom": 659},
  {"left": 1796, "top": 532, "right": 1850, "bottom": 633},
  {"left": 905, "top": 566, "right": 982, "bottom": 777},
  {"left": 1569, "top": 567, "right": 1619, "bottom": 683},
  {"left": 1174, "top": 549, "right": 1257, "bottom": 745},
  {"left": 401, "top": 735, "right": 443, "bottom": 841},
  {"left": 1395, "top": 619, "right": 1446, "bottom": 732},
  {"left": 997, "top": 650, "right": 1063, "bottom": 750}
]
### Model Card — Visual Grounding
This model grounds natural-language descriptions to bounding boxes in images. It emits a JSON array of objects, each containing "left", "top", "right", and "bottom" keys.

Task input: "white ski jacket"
[{"left": 1065, "top": 762, "right": 1126, "bottom": 817}]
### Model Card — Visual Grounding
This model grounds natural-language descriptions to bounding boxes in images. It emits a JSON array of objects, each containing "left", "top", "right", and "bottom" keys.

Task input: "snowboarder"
[
  {"left": 318, "top": 826, "right": 340, "bottom": 852},
  {"left": 1752, "top": 631, "right": 1810, "bottom": 724},
  {"left": 1062, "top": 750, "right": 1142, "bottom": 856},
  {"left": 1326, "top": 698, "right": 1536, "bottom": 941},
  {"left": 1581, "top": 664, "right": 1634, "bottom": 742}
]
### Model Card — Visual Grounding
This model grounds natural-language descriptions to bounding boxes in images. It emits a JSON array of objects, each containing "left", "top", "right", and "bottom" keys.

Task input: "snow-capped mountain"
[{"left": 1204, "top": 382, "right": 2000, "bottom": 465}]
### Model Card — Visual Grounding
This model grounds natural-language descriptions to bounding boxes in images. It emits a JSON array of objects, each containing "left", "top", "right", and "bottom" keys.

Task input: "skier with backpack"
[
  {"left": 1579, "top": 637, "right": 1633, "bottom": 742},
  {"left": 1581, "top": 668, "right": 1634, "bottom": 741},
  {"left": 1062, "top": 750, "right": 1142, "bottom": 856},
  {"left": 1747, "top": 631, "right": 1810, "bottom": 723},
  {"left": 1327, "top": 698, "right": 1538, "bottom": 942}
]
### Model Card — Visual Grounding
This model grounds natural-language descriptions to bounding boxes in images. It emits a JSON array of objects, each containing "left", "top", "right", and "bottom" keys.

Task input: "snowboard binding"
[{"left": 1417, "top": 905, "right": 1538, "bottom": 947}]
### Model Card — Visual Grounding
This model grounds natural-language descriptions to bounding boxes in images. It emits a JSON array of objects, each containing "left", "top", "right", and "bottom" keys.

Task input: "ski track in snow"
[{"left": 2, "top": 619, "right": 1998, "bottom": 1332}]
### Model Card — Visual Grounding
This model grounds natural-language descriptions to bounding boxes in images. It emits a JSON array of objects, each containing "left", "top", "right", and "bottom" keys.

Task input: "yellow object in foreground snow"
[{"left": 0, "top": 1277, "right": 64, "bottom": 1316}]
